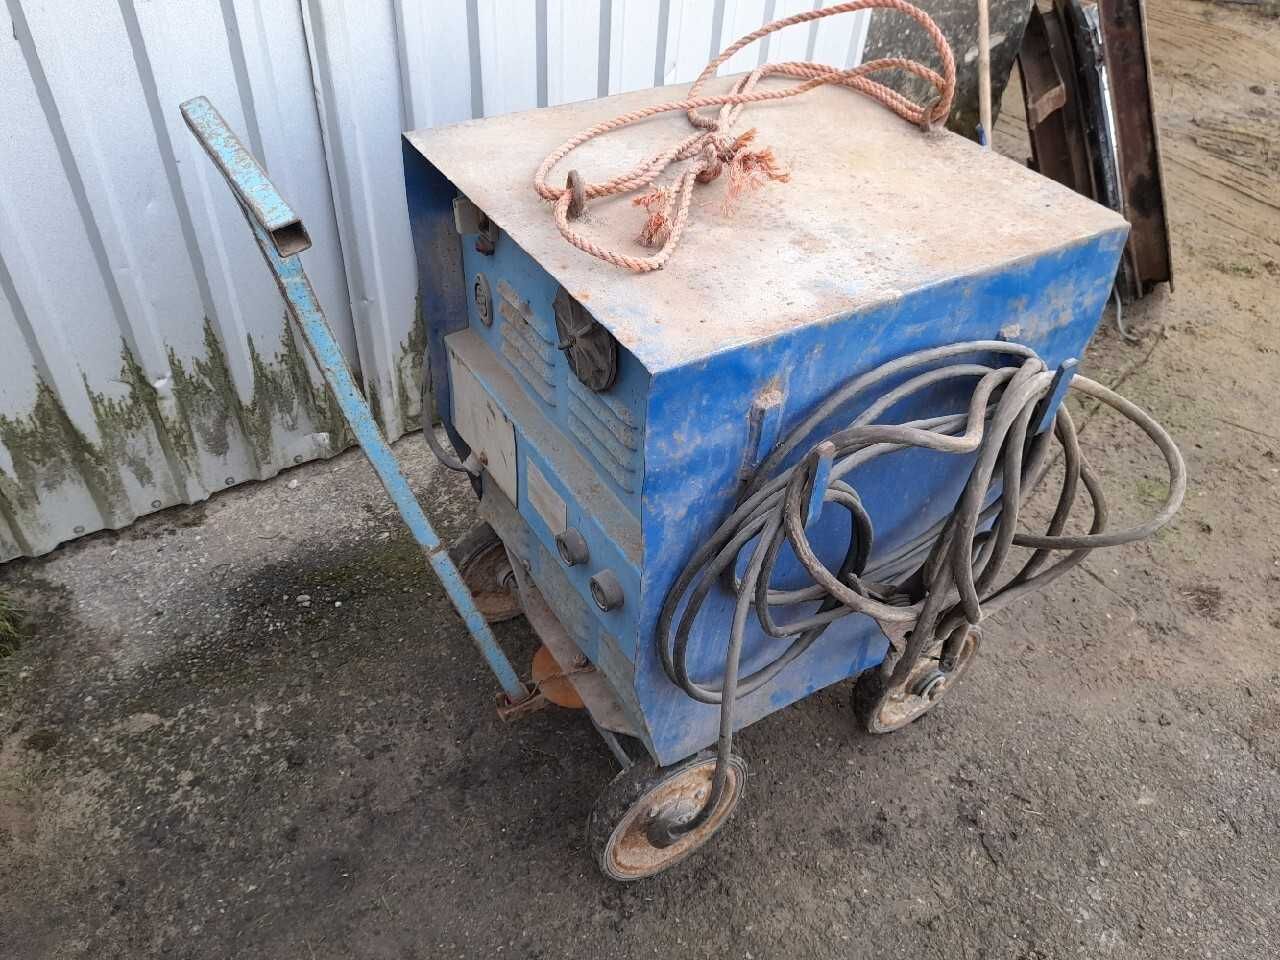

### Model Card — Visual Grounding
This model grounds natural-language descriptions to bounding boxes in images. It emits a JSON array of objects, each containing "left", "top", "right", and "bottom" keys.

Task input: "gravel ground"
[{"left": 3, "top": 1, "right": 1280, "bottom": 957}]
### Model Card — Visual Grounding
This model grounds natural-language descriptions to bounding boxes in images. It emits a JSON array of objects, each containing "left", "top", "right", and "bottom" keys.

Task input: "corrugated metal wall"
[{"left": 0, "top": 0, "right": 873, "bottom": 562}]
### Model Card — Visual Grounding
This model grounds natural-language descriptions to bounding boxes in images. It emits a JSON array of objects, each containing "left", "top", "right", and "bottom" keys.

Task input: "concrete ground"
[{"left": 3, "top": 1, "right": 1279, "bottom": 956}]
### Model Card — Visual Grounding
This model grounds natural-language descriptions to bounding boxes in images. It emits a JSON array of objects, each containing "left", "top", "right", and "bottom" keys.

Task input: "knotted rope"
[{"left": 533, "top": 0, "right": 956, "bottom": 273}]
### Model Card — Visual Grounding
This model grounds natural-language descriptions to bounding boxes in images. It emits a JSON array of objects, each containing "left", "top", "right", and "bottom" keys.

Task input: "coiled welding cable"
[{"left": 651, "top": 340, "right": 1185, "bottom": 843}]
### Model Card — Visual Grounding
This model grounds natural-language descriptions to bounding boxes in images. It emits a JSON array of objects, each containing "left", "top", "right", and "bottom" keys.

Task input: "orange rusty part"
[
  {"left": 531, "top": 645, "right": 585, "bottom": 709},
  {"left": 605, "top": 757, "right": 745, "bottom": 880},
  {"left": 873, "top": 627, "right": 981, "bottom": 732}
]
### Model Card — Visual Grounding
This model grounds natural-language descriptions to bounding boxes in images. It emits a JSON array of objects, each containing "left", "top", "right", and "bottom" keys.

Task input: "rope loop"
[{"left": 533, "top": 0, "right": 956, "bottom": 273}]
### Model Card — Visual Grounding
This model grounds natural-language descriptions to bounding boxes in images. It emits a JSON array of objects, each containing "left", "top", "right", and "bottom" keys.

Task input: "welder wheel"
[
  {"left": 587, "top": 752, "right": 748, "bottom": 882},
  {"left": 853, "top": 626, "right": 982, "bottom": 734},
  {"left": 448, "top": 521, "right": 522, "bottom": 623}
]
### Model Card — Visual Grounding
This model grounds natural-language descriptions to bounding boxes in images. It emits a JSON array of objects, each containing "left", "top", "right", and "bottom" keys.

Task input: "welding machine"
[
  {"left": 401, "top": 66, "right": 1183, "bottom": 877},
  {"left": 183, "top": 2, "right": 1182, "bottom": 885}
]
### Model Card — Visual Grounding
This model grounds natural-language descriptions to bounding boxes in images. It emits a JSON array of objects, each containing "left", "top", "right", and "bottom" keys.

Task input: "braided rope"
[{"left": 533, "top": 0, "right": 957, "bottom": 273}]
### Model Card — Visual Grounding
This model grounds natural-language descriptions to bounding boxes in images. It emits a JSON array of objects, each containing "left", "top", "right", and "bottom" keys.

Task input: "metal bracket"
[
  {"left": 1035, "top": 357, "right": 1078, "bottom": 434},
  {"left": 738, "top": 386, "right": 785, "bottom": 481},
  {"left": 179, "top": 96, "right": 532, "bottom": 708},
  {"left": 452, "top": 195, "right": 498, "bottom": 254},
  {"left": 803, "top": 441, "right": 836, "bottom": 530},
  {"left": 496, "top": 689, "right": 550, "bottom": 721}
]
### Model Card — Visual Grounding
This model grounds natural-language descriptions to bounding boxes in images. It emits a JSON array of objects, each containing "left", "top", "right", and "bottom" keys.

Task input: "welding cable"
[
  {"left": 420, "top": 354, "right": 467, "bottom": 472},
  {"left": 651, "top": 341, "right": 1185, "bottom": 843}
]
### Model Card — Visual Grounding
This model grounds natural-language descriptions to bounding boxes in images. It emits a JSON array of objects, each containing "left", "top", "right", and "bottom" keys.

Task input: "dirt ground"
[{"left": 3, "top": 1, "right": 1279, "bottom": 957}]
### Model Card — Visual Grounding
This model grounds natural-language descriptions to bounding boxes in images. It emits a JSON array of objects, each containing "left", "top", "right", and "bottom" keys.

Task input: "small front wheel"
[
  {"left": 853, "top": 625, "right": 982, "bottom": 734},
  {"left": 587, "top": 752, "right": 747, "bottom": 881},
  {"left": 448, "top": 521, "right": 523, "bottom": 623}
]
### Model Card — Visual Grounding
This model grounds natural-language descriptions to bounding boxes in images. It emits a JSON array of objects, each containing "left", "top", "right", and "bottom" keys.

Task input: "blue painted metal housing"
[{"left": 403, "top": 82, "right": 1129, "bottom": 766}]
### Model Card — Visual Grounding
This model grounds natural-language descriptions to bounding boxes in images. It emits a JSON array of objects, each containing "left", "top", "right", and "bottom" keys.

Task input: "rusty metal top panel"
[{"left": 406, "top": 79, "right": 1127, "bottom": 374}]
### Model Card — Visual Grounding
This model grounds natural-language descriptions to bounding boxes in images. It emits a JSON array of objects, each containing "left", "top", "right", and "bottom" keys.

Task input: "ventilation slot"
[
  {"left": 497, "top": 281, "right": 556, "bottom": 406},
  {"left": 567, "top": 377, "right": 639, "bottom": 493}
]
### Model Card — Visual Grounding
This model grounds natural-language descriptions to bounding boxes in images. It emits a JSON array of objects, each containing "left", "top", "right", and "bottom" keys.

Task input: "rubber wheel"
[
  {"left": 587, "top": 752, "right": 748, "bottom": 882},
  {"left": 448, "top": 521, "right": 523, "bottom": 623},
  {"left": 853, "top": 626, "right": 982, "bottom": 734}
]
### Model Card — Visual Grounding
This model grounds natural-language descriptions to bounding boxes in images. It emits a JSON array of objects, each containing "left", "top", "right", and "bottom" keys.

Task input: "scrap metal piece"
[
  {"left": 1034, "top": 357, "right": 1079, "bottom": 434},
  {"left": 1070, "top": 0, "right": 1126, "bottom": 224},
  {"left": 1017, "top": 0, "right": 1172, "bottom": 301},
  {"left": 181, "top": 98, "right": 312, "bottom": 257},
  {"left": 1019, "top": 0, "right": 1096, "bottom": 195},
  {"left": 1096, "top": 0, "right": 1174, "bottom": 299}
]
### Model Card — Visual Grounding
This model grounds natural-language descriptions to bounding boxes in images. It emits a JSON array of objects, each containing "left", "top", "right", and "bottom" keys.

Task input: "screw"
[
  {"left": 225, "top": 476, "right": 235, "bottom": 486},
  {"left": 151, "top": 499, "right": 162, "bottom": 509},
  {"left": 293, "top": 455, "right": 303, "bottom": 464}
]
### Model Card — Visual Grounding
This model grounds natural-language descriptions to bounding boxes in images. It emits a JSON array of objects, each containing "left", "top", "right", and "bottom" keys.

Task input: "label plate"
[{"left": 525, "top": 458, "right": 567, "bottom": 535}]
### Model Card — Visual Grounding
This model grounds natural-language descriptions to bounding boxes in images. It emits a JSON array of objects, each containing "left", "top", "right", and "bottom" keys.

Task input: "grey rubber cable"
[
  {"left": 654, "top": 341, "right": 1185, "bottom": 841},
  {"left": 421, "top": 354, "right": 468, "bottom": 472}
]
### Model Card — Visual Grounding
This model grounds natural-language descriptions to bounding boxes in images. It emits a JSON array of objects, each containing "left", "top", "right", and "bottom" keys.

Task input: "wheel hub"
[
  {"left": 866, "top": 626, "right": 982, "bottom": 733},
  {"left": 457, "top": 538, "right": 522, "bottom": 622},
  {"left": 596, "top": 755, "right": 747, "bottom": 881}
]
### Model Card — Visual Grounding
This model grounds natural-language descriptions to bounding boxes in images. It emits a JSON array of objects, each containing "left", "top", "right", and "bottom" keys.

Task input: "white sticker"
[{"left": 525, "top": 458, "right": 567, "bottom": 535}]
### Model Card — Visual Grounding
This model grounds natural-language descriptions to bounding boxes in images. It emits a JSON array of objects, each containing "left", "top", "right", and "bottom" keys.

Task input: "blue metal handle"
[
  {"left": 181, "top": 97, "right": 313, "bottom": 258},
  {"left": 179, "top": 96, "right": 529, "bottom": 704}
]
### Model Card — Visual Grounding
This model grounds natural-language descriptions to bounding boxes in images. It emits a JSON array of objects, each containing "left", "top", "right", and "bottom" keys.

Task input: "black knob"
[{"left": 589, "top": 570, "right": 624, "bottom": 612}]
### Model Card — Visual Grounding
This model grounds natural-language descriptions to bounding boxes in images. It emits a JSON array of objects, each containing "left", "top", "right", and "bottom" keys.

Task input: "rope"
[{"left": 533, "top": 0, "right": 957, "bottom": 273}]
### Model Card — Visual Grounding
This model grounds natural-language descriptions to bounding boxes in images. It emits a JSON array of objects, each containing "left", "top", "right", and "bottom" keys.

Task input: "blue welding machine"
[
  {"left": 401, "top": 80, "right": 1182, "bottom": 880},
  {"left": 179, "top": 39, "right": 1181, "bottom": 878}
]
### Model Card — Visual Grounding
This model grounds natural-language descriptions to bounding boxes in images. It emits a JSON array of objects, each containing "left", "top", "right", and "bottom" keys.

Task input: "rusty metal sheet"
[
  {"left": 1096, "top": 0, "right": 1174, "bottom": 298},
  {"left": 1018, "top": 0, "right": 1097, "bottom": 196},
  {"left": 406, "top": 79, "right": 1126, "bottom": 375},
  {"left": 1015, "top": 0, "right": 1172, "bottom": 301}
]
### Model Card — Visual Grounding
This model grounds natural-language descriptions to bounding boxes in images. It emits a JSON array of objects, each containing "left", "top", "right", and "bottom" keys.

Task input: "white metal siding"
[{"left": 0, "top": 0, "right": 872, "bottom": 561}]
